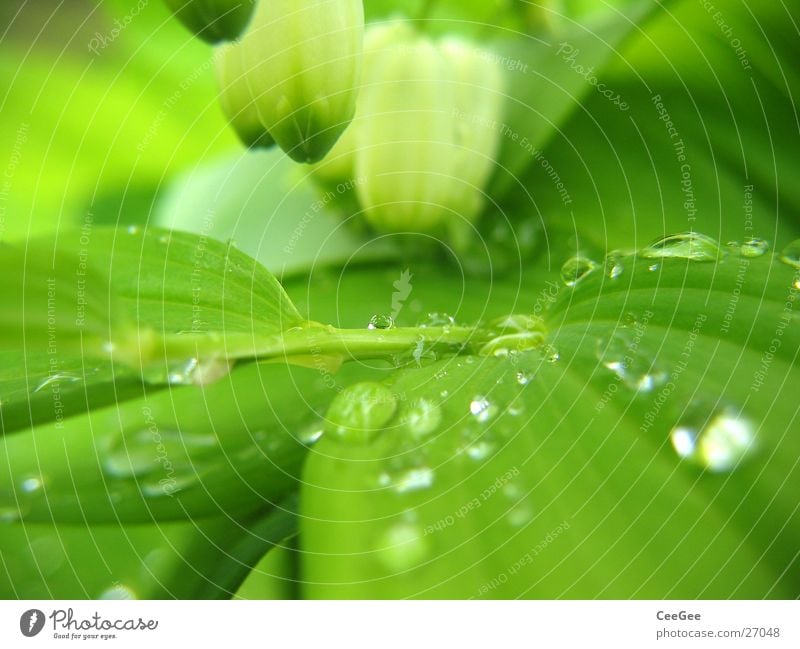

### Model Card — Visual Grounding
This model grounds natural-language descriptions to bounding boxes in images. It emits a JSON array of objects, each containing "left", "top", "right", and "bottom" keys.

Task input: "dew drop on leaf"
[
  {"left": 779, "top": 239, "right": 800, "bottom": 269},
  {"left": 604, "top": 250, "right": 628, "bottom": 279},
  {"left": 98, "top": 585, "right": 137, "bottom": 599},
  {"left": 368, "top": 314, "right": 395, "bottom": 330},
  {"left": 400, "top": 398, "right": 442, "bottom": 438},
  {"left": 641, "top": 232, "right": 722, "bottom": 262},
  {"left": 20, "top": 476, "right": 44, "bottom": 494},
  {"left": 469, "top": 396, "right": 498, "bottom": 423},
  {"left": 560, "top": 255, "right": 599, "bottom": 286},
  {"left": 739, "top": 237, "right": 769, "bottom": 258},
  {"left": 393, "top": 467, "right": 435, "bottom": 494},
  {"left": 324, "top": 382, "right": 397, "bottom": 445},
  {"left": 670, "top": 404, "right": 756, "bottom": 472},
  {"left": 596, "top": 333, "right": 667, "bottom": 393}
]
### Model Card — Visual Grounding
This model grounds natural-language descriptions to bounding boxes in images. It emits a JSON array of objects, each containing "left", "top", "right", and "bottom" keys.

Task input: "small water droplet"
[
  {"left": 641, "top": 232, "right": 722, "bottom": 262},
  {"left": 779, "top": 239, "right": 800, "bottom": 269},
  {"left": 605, "top": 250, "right": 628, "bottom": 279},
  {"left": 560, "top": 255, "right": 599, "bottom": 286},
  {"left": 466, "top": 440, "right": 496, "bottom": 461},
  {"left": 20, "top": 476, "right": 43, "bottom": 493},
  {"left": 515, "top": 370, "right": 534, "bottom": 386},
  {"left": 324, "top": 382, "right": 397, "bottom": 445},
  {"left": 540, "top": 344, "right": 560, "bottom": 363},
  {"left": 401, "top": 398, "right": 442, "bottom": 438},
  {"left": 648, "top": 263, "right": 660, "bottom": 272},
  {"left": 470, "top": 396, "right": 498, "bottom": 423},
  {"left": 394, "top": 467, "right": 434, "bottom": 494},
  {"left": 420, "top": 312, "right": 456, "bottom": 327},
  {"left": 297, "top": 420, "right": 324, "bottom": 446},
  {"left": 375, "top": 523, "right": 429, "bottom": 572},
  {"left": 596, "top": 333, "right": 667, "bottom": 393},
  {"left": 670, "top": 404, "right": 756, "bottom": 472},
  {"left": 99, "top": 584, "right": 137, "bottom": 600},
  {"left": 739, "top": 237, "right": 769, "bottom": 258},
  {"left": 368, "top": 314, "right": 395, "bottom": 330},
  {"left": 126, "top": 225, "right": 140, "bottom": 235}
]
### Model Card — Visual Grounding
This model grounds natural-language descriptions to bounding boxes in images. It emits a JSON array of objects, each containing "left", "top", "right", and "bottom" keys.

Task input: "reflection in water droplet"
[
  {"left": 561, "top": 256, "right": 599, "bottom": 287},
  {"left": 541, "top": 344, "right": 560, "bottom": 363},
  {"left": 401, "top": 399, "right": 442, "bottom": 438},
  {"left": 467, "top": 440, "right": 496, "bottom": 461},
  {"left": 470, "top": 396, "right": 498, "bottom": 423},
  {"left": 641, "top": 232, "right": 722, "bottom": 262},
  {"left": 739, "top": 237, "right": 769, "bottom": 258},
  {"left": 99, "top": 585, "right": 137, "bottom": 600},
  {"left": 33, "top": 372, "right": 81, "bottom": 393},
  {"left": 605, "top": 250, "right": 628, "bottom": 279},
  {"left": 375, "top": 523, "right": 429, "bottom": 572},
  {"left": 596, "top": 334, "right": 667, "bottom": 393},
  {"left": 515, "top": 370, "right": 534, "bottom": 386},
  {"left": 368, "top": 314, "right": 395, "bottom": 330},
  {"left": 297, "top": 421, "right": 324, "bottom": 446},
  {"left": 324, "top": 382, "right": 397, "bottom": 445},
  {"left": 670, "top": 405, "right": 756, "bottom": 472},
  {"left": 779, "top": 239, "right": 800, "bottom": 269},
  {"left": 394, "top": 468, "right": 434, "bottom": 494}
]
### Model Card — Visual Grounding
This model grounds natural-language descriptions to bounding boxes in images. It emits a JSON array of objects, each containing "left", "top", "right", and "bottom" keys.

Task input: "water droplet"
[
  {"left": 596, "top": 333, "right": 667, "bottom": 393},
  {"left": 33, "top": 372, "right": 81, "bottom": 393},
  {"left": 126, "top": 225, "right": 140, "bottom": 235},
  {"left": 480, "top": 315, "right": 546, "bottom": 357},
  {"left": 648, "top": 263, "right": 660, "bottom": 272},
  {"left": 641, "top": 232, "right": 722, "bottom": 262},
  {"left": 20, "top": 476, "right": 43, "bottom": 493},
  {"left": 779, "top": 239, "right": 800, "bottom": 269},
  {"left": 466, "top": 440, "right": 496, "bottom": 461},
  {"left": 99, "top": 584, "right": 137, "bottom": 600},
  {"left": 670, "top": 405, "right": 756, "bottom": 472},
  {"left": 605, "top": 250, "right": 628, "bottom": 279},
  {"left": 739, "top": 237, "right": 769, "bottom": 258},
  {"left": 540, "top": 344, "right": 560, "bottom": 363},
  {"left": 368, "top": 314, "right": 395, "bottom": 330},
  {"left": 375, "top": 523, "right": 429, "bottom": 572},
  {"left": 487, "top": 314, "right": 545, "bottom": 336},
  {"left": 470, "top": 396, "right": 498, "bottom": 423},
  {"left": 515, "top": 370, "right": 534, "bottom": 386},
  {"left": 400, "top": 398, "right": 442, "bottom": 438},
  {"left": 560, "top": 255, "right": 599, "bottom": 286},
  {"left": 394, "top": 467, "right": 434, "bottom": 494},
  {"left": 420, "top": 312, "right": 456, "bottom": 327},
  {"left": 324, "top": 382, "right": 397, "bottom": 445},
  {"left": 297, "top": 420, "right": 324, "bottom": 446}
]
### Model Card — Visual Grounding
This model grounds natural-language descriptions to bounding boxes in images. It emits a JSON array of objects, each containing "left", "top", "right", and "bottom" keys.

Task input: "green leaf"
[
  {"left": 0, "top": 362, "right": 316, "bottom": 523},
  {"left": 300, "top": 250, "right": 800, "bottom": 597}
]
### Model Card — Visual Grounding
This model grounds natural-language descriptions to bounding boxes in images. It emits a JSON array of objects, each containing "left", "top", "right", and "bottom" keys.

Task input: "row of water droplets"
[{"left": 560, "top": 233, "right": 800, "bottom": 287}]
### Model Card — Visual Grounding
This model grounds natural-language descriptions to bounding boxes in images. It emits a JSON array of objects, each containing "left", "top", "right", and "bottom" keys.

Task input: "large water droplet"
[
  {"left": 739, "top": 237, "right": 769, "bottom": 258},
  {"left": 368, "top": 314, "right": 395, "bottom": 330},
  {"left": 324, "top": 382, "right": 397, "bottom": 445},
  {"left": 561, "top": 255, "right": 599, "bottom": 286},
  {"left": 596, "top": 333, "right": 667, "bottom": 393},
  {"left": 400, "top": 398, "right": 442, "bottom": 439},
  {"left": 470, "top": 396, "right": 499, "bottom": 423},
  {"left": 480, "top": 314, "right": 546, "bottom": 357},
  {"left": 375, "top": 523, "right": 429, "bottom": 572},
  {"left": 670, "top": 405, "right": 756, "bottom": 472},
  {"left": 605, "top": 250, "right": 629, "bottom": 279},
  {"left": 641, "top": 232, "right": 722, "bottom": 262},
  {"left": 779, "top": 239, "right": 800, "bottom": 269}
]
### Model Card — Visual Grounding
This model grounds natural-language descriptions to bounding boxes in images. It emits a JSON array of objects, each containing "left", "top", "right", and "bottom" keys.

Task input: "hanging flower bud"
[
  {"left": 438, "top": 37, "right": 505, "bottom": 221},
  {"left": 354, "top": 36, "right": 462, "bottom": 233},
  {"left": 240, "top": 0, "right": 364, "bottom": 164},
  {"left": 312, "top": 19, "right": 413, "bottom": 185},
  {"left": 215, "top": 43, "right": 275, "bottom": 148},
  {"left": 163, "top": 0, "right": 256, "bottom": 44}
]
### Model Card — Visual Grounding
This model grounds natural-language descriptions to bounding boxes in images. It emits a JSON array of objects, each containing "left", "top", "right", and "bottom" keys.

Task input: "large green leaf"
[{"left": 300, "top": 248, "right": 800, "bottom": 597}]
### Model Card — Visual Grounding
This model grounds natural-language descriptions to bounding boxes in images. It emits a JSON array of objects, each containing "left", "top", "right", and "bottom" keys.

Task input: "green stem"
[{"left": 155, "top": 323, "right": 490, "bottom": 366}]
